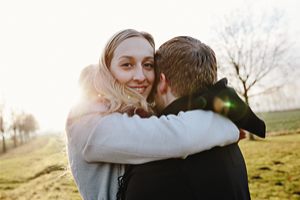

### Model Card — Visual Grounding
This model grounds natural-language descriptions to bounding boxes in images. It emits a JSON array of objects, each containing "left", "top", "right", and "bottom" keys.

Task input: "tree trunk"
[
  {"left": 0, "top": 117, "right": 5, "bottom": 152},
  {"left": 13, "top": 128, "right": 17, "bottom": 147},
  {"left": 1, "top": 132, "right": 6, "bottom": 153},
  {"left": 244, "top": 89, "right": 255, "bottom": 141}
]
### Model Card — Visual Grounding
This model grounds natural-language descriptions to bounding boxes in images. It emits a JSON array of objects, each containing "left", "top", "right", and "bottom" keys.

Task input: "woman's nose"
[{"left": 133, "top": 65, "right": 146, "bottom": 81}]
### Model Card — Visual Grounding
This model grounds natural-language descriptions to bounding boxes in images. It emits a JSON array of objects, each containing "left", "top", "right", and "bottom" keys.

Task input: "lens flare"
[{"left": 224, "top": 101, "right": 233, "bottom": 108}]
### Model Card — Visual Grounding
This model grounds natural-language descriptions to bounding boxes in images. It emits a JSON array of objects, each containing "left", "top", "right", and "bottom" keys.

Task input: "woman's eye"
[
  {"left": 121, "top": 63, "right": 132, "bottom": 67},
  {"left": 144, "top": 63, "right": 154, "bottom": 69}
]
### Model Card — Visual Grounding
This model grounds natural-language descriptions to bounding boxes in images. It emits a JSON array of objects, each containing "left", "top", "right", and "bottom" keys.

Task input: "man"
[{"left": 121, "top": 36, "right": 265, "bottom": 200}]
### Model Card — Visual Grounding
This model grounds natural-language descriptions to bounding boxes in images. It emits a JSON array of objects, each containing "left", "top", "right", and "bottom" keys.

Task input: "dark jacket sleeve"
[
  {"left": 159, "top": 78, "right": 266, "bottom": 138},
  {"left": 193, "top": 78, "right": 266, "bottom": 138}
]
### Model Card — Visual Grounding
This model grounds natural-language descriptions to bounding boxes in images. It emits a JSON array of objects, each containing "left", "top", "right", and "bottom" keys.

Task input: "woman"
[{"left": 66, "top": 29, "right": 239, "bottom": 200}]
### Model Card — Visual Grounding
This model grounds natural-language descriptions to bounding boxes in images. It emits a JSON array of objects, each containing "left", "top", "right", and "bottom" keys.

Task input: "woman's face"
[{"left": 110, "top": 37, "right": 155, "bottom": 99}]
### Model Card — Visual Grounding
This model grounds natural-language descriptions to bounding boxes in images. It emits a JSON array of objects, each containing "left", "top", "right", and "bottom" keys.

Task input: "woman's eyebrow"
[
  {"left": 144, "top": 56, "right": 154, "bottom": 60},
  {"left": 118, "top": 56, "right": 132, "bottom": 60},
  {"left": 118, "top": 56, "right": 154, "bottom": 61}
]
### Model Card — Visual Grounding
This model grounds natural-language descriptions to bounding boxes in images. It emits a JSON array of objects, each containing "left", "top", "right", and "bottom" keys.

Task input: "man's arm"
[
  {"left": 71, "top": 110, "right": 239, "bottom": 164},
  {"left": 191, "top": 78, "right": 266, "bottom": 137},
  {"left": 163, "top": 79, "right": 266, "bottom": 138}
]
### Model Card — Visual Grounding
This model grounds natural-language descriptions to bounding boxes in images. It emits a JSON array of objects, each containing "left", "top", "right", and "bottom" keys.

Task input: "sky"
[{"left": 0, "top": 0, "right": 299, "bottom": 132}]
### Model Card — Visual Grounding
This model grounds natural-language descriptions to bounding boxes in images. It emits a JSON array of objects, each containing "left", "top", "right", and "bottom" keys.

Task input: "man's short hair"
[{"left": 155, "top": 36, "right": 217, "bottom": 97}]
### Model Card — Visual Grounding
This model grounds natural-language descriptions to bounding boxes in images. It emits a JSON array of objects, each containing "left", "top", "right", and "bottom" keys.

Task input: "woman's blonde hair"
[
  {"left": 79, "top": 64, "right": 99, "bottom": 100},
  {"left": 92, "top": 29, "right": 155, "bottom": 114}
]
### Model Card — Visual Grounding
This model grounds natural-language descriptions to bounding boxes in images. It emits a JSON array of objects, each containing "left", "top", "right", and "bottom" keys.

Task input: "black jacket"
[{"left": 120, "top": 79, "right": 265, "bottom": 200}]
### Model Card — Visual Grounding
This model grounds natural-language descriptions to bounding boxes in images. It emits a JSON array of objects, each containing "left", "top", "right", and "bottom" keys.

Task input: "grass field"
[
  {"left": 0, "top": 135, "right": 80, "bottom": 200},
  {"left": 258, "top": 109, "right": 300, "bottom": 133},
  {"left": 0, "top": 109, "right": 300, "bottom": 200},
  {"left": 240, "top": 134, "right": 300, "bottom": 200}
]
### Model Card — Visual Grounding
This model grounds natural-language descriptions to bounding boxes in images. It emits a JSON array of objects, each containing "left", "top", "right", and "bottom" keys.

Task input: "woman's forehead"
[{"left": 113, "top": 37, "right": 154, "bottom": 58}]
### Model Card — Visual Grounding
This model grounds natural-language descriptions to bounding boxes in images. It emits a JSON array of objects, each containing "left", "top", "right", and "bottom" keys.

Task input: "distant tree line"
[{"left": 0, "top": 104, "right": 39, "bottom": 153}]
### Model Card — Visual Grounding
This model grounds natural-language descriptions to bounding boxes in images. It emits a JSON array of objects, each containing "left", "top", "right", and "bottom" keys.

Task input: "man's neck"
[
  {"left": 158, "top": 94, "right": 187, "bottom": 117},
  {"left": 164, "top": 92, "right": 178, "bottom": 108}
]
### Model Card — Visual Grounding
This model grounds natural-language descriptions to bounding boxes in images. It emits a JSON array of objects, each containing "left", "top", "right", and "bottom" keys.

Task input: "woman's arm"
[{"left": 69, "top": 110, "right": 239, "bottom": 164}]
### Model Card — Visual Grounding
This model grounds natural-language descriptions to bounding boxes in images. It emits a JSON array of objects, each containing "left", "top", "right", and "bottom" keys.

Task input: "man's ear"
[{"left": 158, "top": 73, "right": 168, "bottom": 94}]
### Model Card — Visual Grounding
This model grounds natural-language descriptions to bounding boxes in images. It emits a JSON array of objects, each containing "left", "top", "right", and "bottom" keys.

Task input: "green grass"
[
  {"left": 258, "top": 109, "right": 300, "bottom": 133},
  {"left": 0, "top": 135, "right": 81, "bottom": 200},
  {"left": 240, "top": 134, "right": 300, "bottom": 200}
]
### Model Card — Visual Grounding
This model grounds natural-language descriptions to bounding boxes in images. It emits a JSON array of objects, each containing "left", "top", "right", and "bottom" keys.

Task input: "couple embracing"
[{"left": 66, "top": 29, "right": 265, "bottom": 200}]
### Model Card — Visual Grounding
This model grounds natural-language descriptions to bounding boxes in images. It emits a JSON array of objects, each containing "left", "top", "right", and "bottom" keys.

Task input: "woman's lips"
[{"left": 129, "top": 86, "right": 147, "bottom": 94}]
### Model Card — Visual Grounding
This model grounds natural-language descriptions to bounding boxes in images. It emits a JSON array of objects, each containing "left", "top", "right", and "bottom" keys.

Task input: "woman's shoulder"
[{"left": 66, "top": 99, "right": 109, "bottom": 128}]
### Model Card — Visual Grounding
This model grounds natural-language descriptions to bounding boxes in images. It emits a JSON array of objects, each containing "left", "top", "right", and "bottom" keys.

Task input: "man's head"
[{"left": 154, "top": 36, "right": 218, "bottom": 111}]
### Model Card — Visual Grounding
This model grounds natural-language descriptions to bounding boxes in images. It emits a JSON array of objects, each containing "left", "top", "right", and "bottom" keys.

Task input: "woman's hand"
[{"left": 238, "top": 129, "right": 247, "bottom": 141}]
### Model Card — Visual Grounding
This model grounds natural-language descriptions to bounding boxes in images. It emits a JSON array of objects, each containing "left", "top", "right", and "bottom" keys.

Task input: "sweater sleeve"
[{"left": 79, "top": 110, "right": 239, "bottom": 164}]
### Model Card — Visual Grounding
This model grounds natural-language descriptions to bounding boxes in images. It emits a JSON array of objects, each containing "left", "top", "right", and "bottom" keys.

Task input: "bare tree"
[
  {"left": 213, "top": 8, "right": 293, "bottom": 140},
  {"left": 0, "top": 104, "right": 6, "bottom": 153},
  {"left": 8, "top": 111, "right": 39, "bottom": 145},
  {"left": 10, "top": 110, "right": 19, "bottom": 147},
  {"left": 22, "top": 113, "right": 39, "bottom": 141}
]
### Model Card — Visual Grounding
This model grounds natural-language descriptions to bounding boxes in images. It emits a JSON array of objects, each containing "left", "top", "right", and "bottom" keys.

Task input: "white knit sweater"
[{"left": 66, "top": 100, "right": 239, "bottom": 200}]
